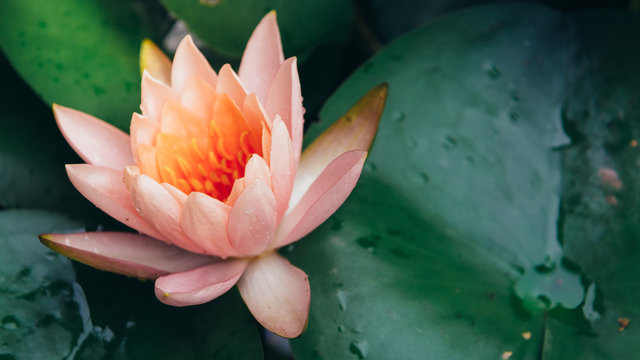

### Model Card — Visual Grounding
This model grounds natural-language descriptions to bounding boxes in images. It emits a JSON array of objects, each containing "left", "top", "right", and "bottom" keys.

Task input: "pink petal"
[
  {"left": 155, "top": 259, "right": 248, "bottom": 306},
  {"left": 171, "top": 35, "right": 217, "bottom": 93},
  {"left": 265, "top": 58, "right": 304, "bottom": 164},
  {"left": 237, "top": 252, "right": 310, "bottom": 338},
  {"left": 290, "top": 84, "right": 387, "bottom": 208},
  {"left": 226, "top": 178, "right": 245, "bottom": 207},
  {"left": 180, "top": 75, "right": 217, "bottom": 120},
  {"left": 181, "top": 192, "right": 239, "bottom": 258},
  {"left": 238, "top": 11, "right": 284, "bottom": 103},
  {"left": 274, "top": 150, "right": 367, "bottom": 248},
  {"left": 66, "top": 164, "right": 164, "bottom": 239},
  {"left": 216, "top": 64, "right": 248, "bottom": 109},
  {"left": 244, "top": 154, "right": 272, "bottom": 188},
  {"left": 140, "top": 39, "right": 172, "bottom": 85},
  {"left": 39, "top": 232, "right": 213, "bottom": 280},
  {"left": 53, "top": 104, "right": 134, "bottom": 170},
  {"left": 269, "top": 117, "right": 295, "bottom": 223},
  {"left": 129, "top": 174, "right": 203, "bottom": 253},
  {"left": 227, "top": 179, "right": 277, "bottom": 257},
  {"left": 129, "top": 113, "right": 159, "bottom": 160},
  {"left": 141, "top": 71, "right": 179, "bottom": 124},
  {"left": 162, "top": 183, "right": 187, "bottom": 205},
  {"left": 243, "top": 93, "right": 272, "bottom": 148}
]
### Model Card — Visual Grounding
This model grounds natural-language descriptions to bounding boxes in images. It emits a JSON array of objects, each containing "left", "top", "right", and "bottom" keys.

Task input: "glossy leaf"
[
  {"left": 289, "top": 3, "right": 639, "bottom": 359},
  {"left": 0, "top": 210, "right": 263, "bottom": 359},
  {"left": 158, "top": 0, "right": 352, "bottom": 59},
  {"left": 0, "top": 0, "right": 169, "bottom": 129}
]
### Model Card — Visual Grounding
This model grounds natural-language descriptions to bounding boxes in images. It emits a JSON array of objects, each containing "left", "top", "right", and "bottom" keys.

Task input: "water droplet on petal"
[{"left": 349, "top": 340, "right": 369, "bottom": 359}]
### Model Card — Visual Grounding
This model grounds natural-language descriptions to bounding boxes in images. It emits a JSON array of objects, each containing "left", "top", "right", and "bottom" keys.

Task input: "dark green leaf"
[
  {"left": 0, "top": 0, "right": 169, "bottom": 129},
  {"left": 159, "top": 0, "right": 352, "bottom": 59},
  {"left": 290, "top": 3, "right": 639, "bottom": 359},
  {"left": 0, "top": 210, "right": 264, "bottom": 359}
]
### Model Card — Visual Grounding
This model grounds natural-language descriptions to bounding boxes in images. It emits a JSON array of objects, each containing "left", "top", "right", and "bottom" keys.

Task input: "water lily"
[{"left": 39, "top": 12, "right": 387, "bottom": 338}]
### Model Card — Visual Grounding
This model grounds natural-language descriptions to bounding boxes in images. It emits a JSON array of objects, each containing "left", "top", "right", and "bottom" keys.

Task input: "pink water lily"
[{"left": 39, "top": 12, "right": 387, "bottom": 338}]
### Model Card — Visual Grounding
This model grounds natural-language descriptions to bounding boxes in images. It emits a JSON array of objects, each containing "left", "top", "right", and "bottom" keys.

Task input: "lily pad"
[
  {"left": 0, "top": 0, "right": 169, "bottom": 129},
  {"left": 159, "top": 0, "right": 352, "bottom": 59},
  {"left": 0, "top": 210, "right": 263, "bottom": 359},
  {"left": 289, "top": 3, "right": 639, "bottom": 359}
]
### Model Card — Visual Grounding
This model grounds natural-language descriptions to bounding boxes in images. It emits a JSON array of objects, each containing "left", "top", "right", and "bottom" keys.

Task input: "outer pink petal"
[
  {"left": 181, "top": 192, "right": 239, "bottom": 258},
  {"left": 39, "top": 232, "right": 213, "bottom": 280},
  {"left": 265, "top": 58, "right": 304, "bottom": 163},
  {"left": 162, "top": 183, "right": 187, "bottom": 205},
  {"left": 289, "top": 84, "right": 387, "bottom": 209},
  {"left": 155, "top": 259, "right": 248, "bottom": 307},
  {"left": 66, "top": 164, "right": 164, "bottom": 239},
  {"left": 141, "top": 71, "right": 179, "bottom": 124},
  {"left": 270, "top": 117, "right": 295, "bottom": 223},
  {"left": 129, "top": 174, "right": 203, "bottom": 253},
  {"left": 237, "top": 252, "right": 310, "bottom": 338},
  {"left": 216, "top": 64, "right": 248, "bottom": 109},
  {"left": 273, "top": 150, "right": 367, "bottom": 248},
  {"left": 238, "top": 11, "right": 284, "bottom": 103},
  {"left": 171, "top": 35, "right": 217, "bottom": 93},
  {"left": 227, "top": 179, "right": 277, "bottom": 257},
  {"left": 129, "top": 113, "right": 159, "bottom": 159},
  {"left": 54, "top": 104, "right": 134, "bottom": 170}
]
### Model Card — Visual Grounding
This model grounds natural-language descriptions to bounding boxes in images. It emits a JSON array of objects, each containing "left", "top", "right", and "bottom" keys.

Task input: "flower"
[{"left": 39, "top": 12, "right": 387, "bottom": 338}]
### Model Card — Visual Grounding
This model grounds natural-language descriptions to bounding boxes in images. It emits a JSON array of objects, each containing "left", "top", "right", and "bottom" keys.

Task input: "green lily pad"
[
  {"left": 0, "top": 0, "right": 169, "bottom": 129},
  {"left": 289, "top": 3, "right": 639, "bottom": 358},
  {"left": 158, "top": 0, "right": 352, "bottom": 59},
  {"left": 0, "top": 210, "right": 263, "bottom": 359}
]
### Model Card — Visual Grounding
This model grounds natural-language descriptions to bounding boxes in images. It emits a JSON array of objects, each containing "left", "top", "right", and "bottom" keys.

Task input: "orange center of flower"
[{"left": 136, "top": 90, "right": 268, "bottom": 201}]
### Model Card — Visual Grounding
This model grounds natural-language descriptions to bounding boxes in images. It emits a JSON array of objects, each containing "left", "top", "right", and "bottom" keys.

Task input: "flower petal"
[
  {"left": 216, "top": 64, "right": 248, "bottom": 109},
  {"left": 270, "top": 117, "right": 295, "bottom": 223},
  {"left": 66, "top": 164, "right": 163, "bottom": 239},
  {"left": 180, "top": 75, "right": 217, "bottom": 120},
  {"left": 129, "top": 174, "right": 203, "bottom": 253},
  {"left": 238, "top": 11, "right": 284, "bottom": 103},
  {"left": 290, "top": 84, "right": 387, "bottom": 209},
  {"left": 141, "top": 71, "right": 179, "bottom": 124},
  {"left": 237, "top": 252, "right": 310, "bottom": 338},
  {"left": 140, "top": 39, "right": 171, "bottom": 85},
  {"left": 265, "top": 57, "right": 304, "bottom": 163},
  {"left": 54, "top": 104, "right": 134, "bottom": 170},
  {"left": 130, "top": 113, "right": 158, "bottom": 159},
  {"left": 274, "top": 150, "right": 367, "bottom": 248},
  {"left": 244, "top": 154, "right": 272, "bottom": 188},
  {"left": 227, "top": 179, "right": 277, "bottom": 257},
  {"left": 155, "top": 259, "right": 248, "bottom": 306},
  {"left": 181, "top": 192, "right": 238, "bottom": 258},
  {"left": 39, "top": 232, "right": 213, "bottom": 280},
  {"left": 243, "top": 93, "right": 271, "bottom": 147},
  {"left": 171, "top": 35, "right": 217, "bottom": 93}
]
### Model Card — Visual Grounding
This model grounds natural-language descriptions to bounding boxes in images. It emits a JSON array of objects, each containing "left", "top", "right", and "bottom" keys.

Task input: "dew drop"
[
  {"left": 336, "top": 289, "right": 347, "bottom": 311},
  {"left": 349, "top": 340, "right": 369, "bottom": 359},
  {"left": 244, "top": 207, "right": 255, "bottom": 214},
  {"left": 2, "top": 315, "right": 20, "bottom": 330},
  {"left": 364, "top": 162, "right": 377, "bottom": 172},
  {"left": 485, "top": 64, "right": 501, "bottom": 79},
  {"left": 391, "top": 111, "right": 406, "bottom": 123},
  {"left": 337, "top": 325, "right": 345, "bottom": 332}
]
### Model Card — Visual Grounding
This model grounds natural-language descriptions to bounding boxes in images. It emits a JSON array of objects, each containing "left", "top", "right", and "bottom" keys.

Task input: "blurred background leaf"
[
  {"left": 158, "top": 0, "right": 352, "bottom": 59},
  {"left": 0, "top": 0, "right": 172, "bottom": 129}
]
